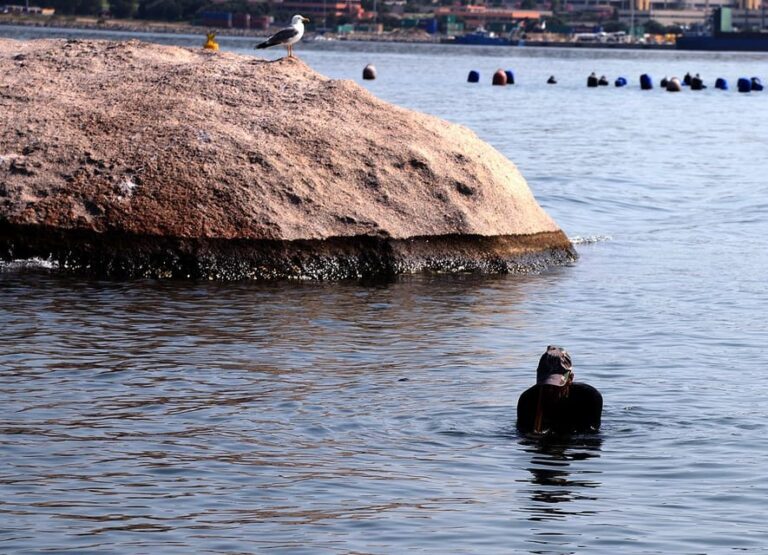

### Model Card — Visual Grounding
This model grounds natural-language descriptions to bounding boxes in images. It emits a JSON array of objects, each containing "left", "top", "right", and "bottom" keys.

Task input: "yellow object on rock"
[{"left": 203, "top": 32, "right": 219, "bottom": 51}]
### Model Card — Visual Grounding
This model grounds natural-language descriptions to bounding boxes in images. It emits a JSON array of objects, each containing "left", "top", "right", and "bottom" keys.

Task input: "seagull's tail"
[{"left": 255, "top": 40, "right": 272, "bottom": 49}]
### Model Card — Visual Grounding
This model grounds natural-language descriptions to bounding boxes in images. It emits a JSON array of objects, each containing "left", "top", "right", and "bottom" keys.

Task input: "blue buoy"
[
  {"left": 715, "top": 78, "right": 728, "bottom": 90},
  {"left": 505, "top": 70, "right": 515, "bottom": 85},
  {"left": 614, "top": 76, "right": 627, "bottom": 87},
  {"left": 751, "top": 77, "right": 763, "bottom": 91},
  {"left": 467, "top": 70, "right": 480, "bottom": 83},
  {"left": 737, "top": 77, "right": 752, "bottom": 93},
  {"left": 640, "top": 74, "right": 653, "bottom": 90}
]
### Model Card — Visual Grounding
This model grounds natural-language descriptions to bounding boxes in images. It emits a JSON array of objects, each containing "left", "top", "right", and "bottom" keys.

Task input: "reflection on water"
[
  {"left": 3, "top": 269, "right": 768, "bottom": 553},
  {"left": 1, "top": 272, "right": 570, "bottom": 554},
  {"left": 519, "top": 436, "right": 602, "bottom": 522}
]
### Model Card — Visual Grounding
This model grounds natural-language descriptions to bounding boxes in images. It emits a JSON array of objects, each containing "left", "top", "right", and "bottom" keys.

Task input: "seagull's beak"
[{"left": 302, "top": 17, "right": 310, "bottom": 23}]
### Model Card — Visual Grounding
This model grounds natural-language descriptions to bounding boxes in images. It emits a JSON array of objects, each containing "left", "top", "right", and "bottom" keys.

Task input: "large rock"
[{"left": 0, "top": 38, "right": 575, "bottom": 279}]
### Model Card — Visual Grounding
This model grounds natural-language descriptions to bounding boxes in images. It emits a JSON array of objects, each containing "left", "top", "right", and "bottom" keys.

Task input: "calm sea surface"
[{"left": 2, "top": 27, "right": 768, "bottom": 553}]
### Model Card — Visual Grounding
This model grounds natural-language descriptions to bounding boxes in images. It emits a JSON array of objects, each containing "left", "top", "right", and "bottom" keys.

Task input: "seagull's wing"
[{"left": 256, "top": 27, "right": 299, "bottom": 49}]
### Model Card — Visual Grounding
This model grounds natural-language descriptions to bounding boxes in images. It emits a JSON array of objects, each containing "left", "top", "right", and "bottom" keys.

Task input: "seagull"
[{"left": 256, "top": 15, "right": 310, "bottom": 58}]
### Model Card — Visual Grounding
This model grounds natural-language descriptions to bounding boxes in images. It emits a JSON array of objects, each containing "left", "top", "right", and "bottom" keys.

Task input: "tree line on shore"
[{"left": 42, "top": 0, "right": 270, "bottom": 21}]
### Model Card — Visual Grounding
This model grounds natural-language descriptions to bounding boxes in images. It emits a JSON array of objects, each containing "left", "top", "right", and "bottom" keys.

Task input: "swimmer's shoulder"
[{"left": 571, "top": 382, "right": 603, "bottom": 402}]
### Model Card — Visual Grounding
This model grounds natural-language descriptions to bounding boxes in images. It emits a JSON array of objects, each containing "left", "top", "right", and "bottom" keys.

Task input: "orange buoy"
[
  {"left": 666, "top": 77, "right": 682, "bottom": 92},
  {"left": 362, "top": 64, "right": 377, "bottom": 80},
  {"left": 492, "top": 69, "right": 507, "bottom": 86}
]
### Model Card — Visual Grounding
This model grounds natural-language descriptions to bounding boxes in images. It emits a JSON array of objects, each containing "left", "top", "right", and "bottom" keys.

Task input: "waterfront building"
[
  {"left": 272, "top": 0, "right": 365, "bottom": 20},
  {"left": 433, "top": 5, "right": 542, "bottom": 31}
]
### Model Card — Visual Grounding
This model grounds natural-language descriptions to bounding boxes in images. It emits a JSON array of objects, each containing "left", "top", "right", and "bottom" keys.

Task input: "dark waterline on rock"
[{"left": 0, "top": 224, "right": 575, "bottom": 280}]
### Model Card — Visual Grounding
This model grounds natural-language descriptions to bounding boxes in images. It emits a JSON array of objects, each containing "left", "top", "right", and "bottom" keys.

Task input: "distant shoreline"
[
  {"left": 0, "top": 15, "right": 675, "bottom": 50},
  {"left": 0, "top": 15, "right": 268, "bottom": 39}
]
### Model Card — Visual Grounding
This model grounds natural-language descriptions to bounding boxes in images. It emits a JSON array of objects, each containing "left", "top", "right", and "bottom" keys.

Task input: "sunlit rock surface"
[{"left": 0, "top": 38, "right": 575, "bottom": 279}]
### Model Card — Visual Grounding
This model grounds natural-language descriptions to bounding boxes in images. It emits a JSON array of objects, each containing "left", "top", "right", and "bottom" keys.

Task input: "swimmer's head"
[{"left": 536, "top": 345, "right": 572, "bottom": 387}]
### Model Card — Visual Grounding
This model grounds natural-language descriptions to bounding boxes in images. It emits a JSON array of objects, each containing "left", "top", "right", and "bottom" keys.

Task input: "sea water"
[{"left": 2, "top": 28, "right": 768, "bottom": 553}]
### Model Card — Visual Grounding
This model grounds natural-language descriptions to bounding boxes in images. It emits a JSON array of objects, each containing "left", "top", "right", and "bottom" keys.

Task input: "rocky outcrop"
[{"left": 0, "top": 38, "right": 575, "bottom": 279}]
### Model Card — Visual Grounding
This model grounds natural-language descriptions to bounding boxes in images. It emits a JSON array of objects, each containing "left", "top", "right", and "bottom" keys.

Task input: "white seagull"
[{"left": 256, "top": 15, "right": 310, "bottom": 58}]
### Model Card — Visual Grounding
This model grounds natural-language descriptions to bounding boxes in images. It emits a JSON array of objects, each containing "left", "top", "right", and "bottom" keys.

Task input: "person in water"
[{"left": 517, "top": 345, "right": 602, "bottom": 435}]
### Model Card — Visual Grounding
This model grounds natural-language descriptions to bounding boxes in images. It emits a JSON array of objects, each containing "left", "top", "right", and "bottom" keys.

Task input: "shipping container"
[
  {"left": 444, "top": 22, "right": 464, "bottom": 34},
  {"left": 200, "top": 11, "right": 232, "bottom": 28},
  {"left": 419, "top": 18, "right": 438, "bottom": 34},
  {"left": 251, "top": 16, "right": 274, "bottom": 30},
  {"left": 232, "top": 13, "right": 251, "bottom": 29}
]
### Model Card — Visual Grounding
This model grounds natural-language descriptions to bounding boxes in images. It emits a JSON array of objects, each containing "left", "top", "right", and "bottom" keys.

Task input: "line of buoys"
[
  {"left": 736, "top": 76, "right": 764, "bottom": 92},
  {"left": 492, "top": 69, "right": 507, "bottom": 86},
  {"left": 460, "top": 69, "right": 762, "bottom": 92},
  {"left": 362, "top": 64, "right": 377, "bottom": 80},
  {"left": 658, "top": 72, "right": 760, "bottom": 93}
]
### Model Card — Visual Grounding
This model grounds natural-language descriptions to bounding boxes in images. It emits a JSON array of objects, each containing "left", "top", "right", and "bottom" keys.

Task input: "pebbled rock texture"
[{"left": 0, "top": 38, "right": 575, "bottom": 279}]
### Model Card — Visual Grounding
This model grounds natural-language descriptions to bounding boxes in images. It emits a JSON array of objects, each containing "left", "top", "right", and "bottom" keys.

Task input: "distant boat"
[
  {"left": 676, "top": 7, "right": 768, "bottom": 52},
  {"left": 450, "top": 28, "right": 514, "bottom": 46},
  {"left": 677, "top": 32, "right": 768, "bottom": 52}
]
